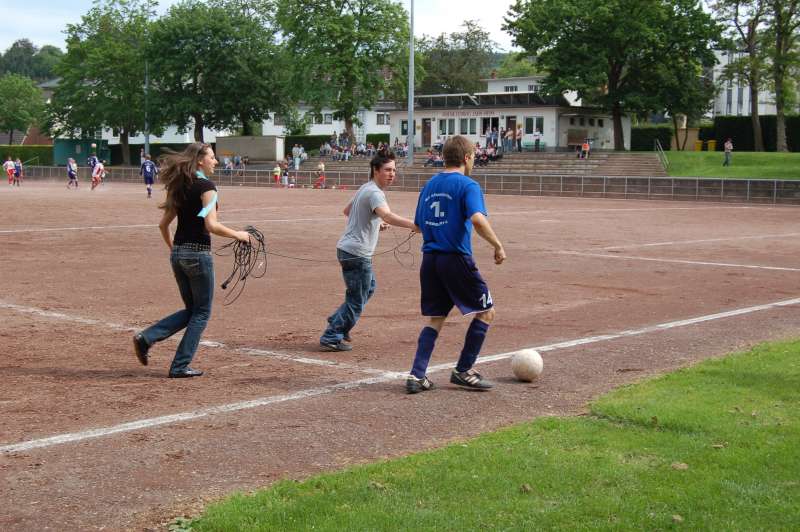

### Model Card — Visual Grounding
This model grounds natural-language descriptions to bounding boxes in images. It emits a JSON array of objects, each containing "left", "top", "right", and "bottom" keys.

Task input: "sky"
[{"left": 0, "top": 0, "right": 518, "bottom": 54}]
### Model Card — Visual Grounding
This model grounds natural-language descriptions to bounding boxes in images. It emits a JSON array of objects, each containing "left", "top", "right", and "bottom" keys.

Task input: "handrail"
[
  {"left": 654, "top": 138, "right": 669, "bottom": 169},
  {"left": 22, "top": 156, "right": 40, "bottom": 166}
]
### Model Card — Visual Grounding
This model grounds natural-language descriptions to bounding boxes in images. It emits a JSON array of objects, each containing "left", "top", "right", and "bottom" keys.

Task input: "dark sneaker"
[
  {"left": 406, "top": 375, "right": 435, "bottom": 394},
  {"left": 168, "top": 367, "right": 204, "bottom": 378},
  {"left": 450, "top": 369, "right": 493, "bottom": 390},
  {"left": 320, "top": 340, "right": 353, "bottom": 352},
  {"left": 133, "top": 333, "right": 149, "bottom": 366}
]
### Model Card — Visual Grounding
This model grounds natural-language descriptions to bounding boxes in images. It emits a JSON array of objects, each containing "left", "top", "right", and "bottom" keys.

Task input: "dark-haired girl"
[
  {"left": 319, "top": 150, "right": 418, "bottom": 351},
  {"left": 133, "top": 143, "right": 251, "bottom": 378}
]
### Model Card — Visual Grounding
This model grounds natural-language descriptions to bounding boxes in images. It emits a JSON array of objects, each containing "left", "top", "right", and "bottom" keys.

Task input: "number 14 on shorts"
[{"left": 480, "top": 291, "right": 493, "bottom": 308}]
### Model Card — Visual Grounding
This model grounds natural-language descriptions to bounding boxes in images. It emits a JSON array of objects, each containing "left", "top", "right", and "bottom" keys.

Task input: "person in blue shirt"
[
  {"left": 140, "top": 153, "right": 158, "bottom": 198},
  {"left": 406, "top": 135, "right": 506, "bottom": 393},
  {"left": 87, "top": 153, "right": 99, "bottom": 170},
  {"left": 12, "top": 158, "right": 22, "bottom": 186}
]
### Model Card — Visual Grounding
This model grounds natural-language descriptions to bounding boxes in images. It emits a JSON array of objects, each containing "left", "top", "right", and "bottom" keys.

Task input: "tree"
[
  {"left": 506, "top": 0, "right": 720, "bottom": 151},
  {"left": 276, "top": 0, "right": 409, "bottom": 142},
  {"left": 417, "top": 21, "right": 496, "bottom": 94},
  {"left": 768, "top": 0, "right": 800, "bottom": 151},
  {"left": 47, "top": 0, "right": 157, "bottom": 166},
  {"left": 1, "top": 39, "right": 38, "bottom": 79},
  {"left": 495, "top": 52, "right": 539, "bottom": 78},
  {"left": 0, "top": 74, "right": 45, "bottom": 144},
  {"left": 712, "top": 0, "right": 770, "bottom": 151},
  {"left": 148, "top": 0, "right": 288, "bottom": 142},
  {"left": 1, "top": 39, "right": 63, "bottom": 81}
]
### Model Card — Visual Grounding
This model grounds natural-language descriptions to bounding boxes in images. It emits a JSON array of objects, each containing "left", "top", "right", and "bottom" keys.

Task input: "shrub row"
[
  {"left": 0, "top": 145, "right": 53, "bottom": 165},
  {"left": 706, "top": 115, "right": 800, "bottom": 151},
  {"left": 630, "top": 127, "right": 672, "bottom": 151}
]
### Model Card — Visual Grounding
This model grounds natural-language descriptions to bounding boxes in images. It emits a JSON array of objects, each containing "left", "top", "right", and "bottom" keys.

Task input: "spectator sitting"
[
  {"left": 423, "top": 149, "right": 436, "bottom": 167},
  {"left": 432, "top": 153, "right": 444, "bottom": 167}
]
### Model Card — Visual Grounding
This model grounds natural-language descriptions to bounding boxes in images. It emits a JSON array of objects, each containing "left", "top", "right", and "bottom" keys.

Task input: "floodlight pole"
[
  {"left": 406, "top": 0, "right": 415, "bottom": 166},
  {"left": 144, "top": 59, "right": 150, "bottom": 157}
]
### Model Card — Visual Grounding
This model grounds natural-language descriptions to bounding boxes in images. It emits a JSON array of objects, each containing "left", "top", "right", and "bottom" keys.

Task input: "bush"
[
  {"left": 284, "top": 135, "right": 330, "bottom": 157},
  {"left": 707, "top": 115, "right": 800, "bottom": 151},
  {"left": 0, "top": 145, "right": 53, "bottom": 165},
  {"left": 366, "top": 134, "right": 390, "bottom": 145},
  {"left": 630, "top": 127, "right": 672, "bottom": 151}
]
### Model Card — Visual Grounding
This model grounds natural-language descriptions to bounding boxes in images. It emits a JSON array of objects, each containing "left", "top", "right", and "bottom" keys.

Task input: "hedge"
[
  {"left": 630, "top": 127, "right": 672, "bottom": 151},
  {"left": 109, "top": 143, "right": 213, "bottom": 166},
  {"left": 702, "top": 115, "right": 800, "bottom": 151},
  {"left": 366, "top": 134, "right": 390, "bottom": 145},
  {"left": 0, "top": 145, "right": 53, "bottom": 165},
  {"left": 284, "top": 135, "right": 330, "bottom": 156}
]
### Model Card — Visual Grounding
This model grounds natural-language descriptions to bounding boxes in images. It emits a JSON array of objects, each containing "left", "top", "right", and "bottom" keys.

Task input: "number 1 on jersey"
[{"left": 430, "top": 201, "right": 445, "bottom": 218}]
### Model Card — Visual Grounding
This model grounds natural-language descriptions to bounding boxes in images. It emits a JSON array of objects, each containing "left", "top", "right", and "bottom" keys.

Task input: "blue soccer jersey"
[
  {"left": 141, "top": 160, "right": 157, "bottom": 179},
  {"left": 415, "top": 171, "right": 486, "bottom": 255}
]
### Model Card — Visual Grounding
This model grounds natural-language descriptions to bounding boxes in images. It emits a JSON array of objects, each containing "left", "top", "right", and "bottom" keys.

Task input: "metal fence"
[{"left": 21, "top": 166, "right": 800, "bottom": 205}]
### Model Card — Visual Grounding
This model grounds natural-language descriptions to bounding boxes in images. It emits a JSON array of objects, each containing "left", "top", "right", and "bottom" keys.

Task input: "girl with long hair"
[{"left": 133, "top": 143, "right": 250, "bottom": 378}]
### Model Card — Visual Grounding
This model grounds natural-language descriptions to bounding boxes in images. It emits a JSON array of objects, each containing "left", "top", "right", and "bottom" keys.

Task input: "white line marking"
[
  {"left": 559, "top": 251, "right": 800, "bottom": 272},
  {"left": 0, "top": 301, "right": 385, "bottom": 376},
  {"left": 602, "top": 232, "right": 800, "bottom": 250},
  {"left": 3, "top": 295, "right": 799, "bottom": 454},
  {"left": 492, "top": 205, "right": 757, "bottom": 216},
  {"left": 0, "top": 217, "right": 343, "bottom": 235}
]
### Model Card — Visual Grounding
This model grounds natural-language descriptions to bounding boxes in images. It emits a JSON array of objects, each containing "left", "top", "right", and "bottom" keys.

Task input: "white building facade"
[{"left": 389, "top": 76, "right": 630, "bottom": 151}]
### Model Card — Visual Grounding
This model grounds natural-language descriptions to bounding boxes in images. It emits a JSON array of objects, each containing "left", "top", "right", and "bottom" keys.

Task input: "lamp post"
[{"left": 406, "top": 0, "right": 414, "bottom": 166}]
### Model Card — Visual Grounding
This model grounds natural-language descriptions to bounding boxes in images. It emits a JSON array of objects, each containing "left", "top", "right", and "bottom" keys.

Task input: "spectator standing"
[
  {"left": 723, "top": 138, "right": 733, "bottom": 167},
  {"left": 516, "top": 124, "right": 523, "bottom": 152}
]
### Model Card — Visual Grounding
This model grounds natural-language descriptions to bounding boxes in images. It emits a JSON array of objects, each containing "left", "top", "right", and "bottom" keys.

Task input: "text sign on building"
[{"left": 439, "top": 110, "right": 500, "bottom": 118}]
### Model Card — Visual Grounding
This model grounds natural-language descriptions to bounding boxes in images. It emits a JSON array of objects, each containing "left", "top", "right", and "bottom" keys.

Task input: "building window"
[
  {"left": 460, "top": 118, "right": 469, "bottom": 134},
  {"left": 401, "top": 120, "right": 416, "bottom": 136},
  {"left": 439, "top": 118, "right": 457, "bottom": 135},
  {"left": 589, "top": 118, "right": 595, "bottom": 127},
  {"left": 324, "top": 113, "right": 333, "bottom": 124},
  {"left": 504, "top": 85, "right": 518, "bottom": 92},
  {"left": 525, "top": 116, "right": 544, "bottom": 134},
  {"left": 579, "top": 117, "right": 585, "bottom": 126},
  {"left": 376, "top": 113, "right": 390, "bottom": 125},
  {"left": 273, "top": 114, "right": 285, "bottom": 126},
  {"left": 528, "top": 84, "right": 540, "bottom": 93},
  {"left": 726, "top": 88, "right": 733, "bottom": 115},
  {"left": 569, "top": 117, "right": 575, "bottom": 125},
  {"left": 737, "top": 87, "right": 744, "bottom": 115},
  {"left": 469, "top": 118, "right": 477, "bottom": 135},
  {"left": 598, "top": 119, "right": 604, "bottom": 128}
]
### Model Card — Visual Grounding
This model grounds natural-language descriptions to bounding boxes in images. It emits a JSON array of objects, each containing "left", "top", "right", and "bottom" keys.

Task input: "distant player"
[
  {"left": 406, "top": 135, "right": 506, "bottom": 394},
  {"left": 140, "top": 153, "right": 158, "bottom": 198},
  {"left": 91, "top": 159, "right": 106, "bottom": 190},
  {"left": 12, "top": 158, "right": 22, "bottom": 186},
  {"left": 67, "top": 158, "right": 79, "bottom": 188},
  {"left": 4, "top": 156, "right": 14, "bottom": 185}
]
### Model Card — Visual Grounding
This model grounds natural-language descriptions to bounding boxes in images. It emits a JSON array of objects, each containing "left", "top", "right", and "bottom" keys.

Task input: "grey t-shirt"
[{"left": 337, "top": 180, "right": 387, "bottom": 257}]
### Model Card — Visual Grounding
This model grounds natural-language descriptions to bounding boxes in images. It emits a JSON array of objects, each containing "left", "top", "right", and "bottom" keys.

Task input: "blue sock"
[
  {"left": 410, "top": 327, "right": 438, "bottom": 378},
  {"left": 456, "top": 319, "right": 490, "bottom": 373}
]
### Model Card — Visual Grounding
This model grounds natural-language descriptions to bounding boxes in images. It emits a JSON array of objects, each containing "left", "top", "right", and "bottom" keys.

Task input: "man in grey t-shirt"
[{"left": 320, "top": 150, "right": 418, "bottom": 351}]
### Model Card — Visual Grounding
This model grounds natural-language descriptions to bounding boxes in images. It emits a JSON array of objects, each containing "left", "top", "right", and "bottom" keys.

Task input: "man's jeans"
[
  {"left": 140, "top": 249, "right": 214, "bottom": 373},
  {"left": 321, "top": 249, "right": 375, "bottom": 344}
]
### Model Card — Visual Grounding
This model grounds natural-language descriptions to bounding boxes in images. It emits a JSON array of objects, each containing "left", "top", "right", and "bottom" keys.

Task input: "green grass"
[
  {"left": 186, "top": 340, "right": 800, "bottom": 531},
  {"left": 666, "top": 151, "right": 800, "bottom": 179}
]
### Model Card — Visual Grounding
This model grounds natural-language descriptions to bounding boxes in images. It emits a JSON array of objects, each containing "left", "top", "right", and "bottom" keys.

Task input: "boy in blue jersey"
[
  {"left": 407, "top": 135, "right": 506, "bottom": 393},
  {"left": 140, "top": 153, "right": 158, "bottom": 198}
]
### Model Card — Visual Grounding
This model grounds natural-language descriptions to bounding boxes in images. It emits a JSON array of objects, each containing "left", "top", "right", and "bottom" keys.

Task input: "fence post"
[
  {"left": 648, "top": 177, "right": 651, "bottom": 199},
  {"left": 671, "top": 178, "right": 675, "bottom": 200},
  {"left": 746, "top": 179, "right": 750, "bottom": 201},
  {"left": 773, "top": 180, "right": 778, "bottom": 204},
  {"left": 720, "top": 178, "right": 724, "bottom": 201},
  {"left": 696, "top": 179, "right": 699, "bottom": 201},
  {"left": 624, "top": 177, "right": 628, "bottom": 199}
]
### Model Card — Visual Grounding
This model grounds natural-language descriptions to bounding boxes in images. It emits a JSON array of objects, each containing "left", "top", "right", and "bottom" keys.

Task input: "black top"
[{"left": 173, "top": 177, "right": 217, "bottom": 246}]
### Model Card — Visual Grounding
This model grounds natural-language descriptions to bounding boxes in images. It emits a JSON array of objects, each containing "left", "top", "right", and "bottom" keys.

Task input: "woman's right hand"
[{"left": 234, "top": 231, "right": 251, "bottom": 243}]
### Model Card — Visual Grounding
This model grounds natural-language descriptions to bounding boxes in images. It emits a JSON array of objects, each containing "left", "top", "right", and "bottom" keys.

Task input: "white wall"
[{"left": 103, "top": 125, "right": 221, "bottom": 145}]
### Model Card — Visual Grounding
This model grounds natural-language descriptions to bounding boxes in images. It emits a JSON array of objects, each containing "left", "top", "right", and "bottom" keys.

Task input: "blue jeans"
[
  {"left": 140, "top": 249, "right": 215, "bottom": 373},
  {"left": 321, "top": 249, "right": 375, "bottom": 344}
]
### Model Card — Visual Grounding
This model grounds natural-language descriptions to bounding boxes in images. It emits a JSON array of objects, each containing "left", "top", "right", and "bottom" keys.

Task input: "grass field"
[
  {"left": 666, "top": 151, "right": 800, "bottom": 179},
  {"left": 185, "top": 339, "right": 800, "bottom": 531}
]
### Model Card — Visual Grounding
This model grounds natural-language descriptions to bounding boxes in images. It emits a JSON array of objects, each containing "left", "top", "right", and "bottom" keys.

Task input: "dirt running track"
[{"left": 1, "top": 182, "right": 799, "bottom": 530}]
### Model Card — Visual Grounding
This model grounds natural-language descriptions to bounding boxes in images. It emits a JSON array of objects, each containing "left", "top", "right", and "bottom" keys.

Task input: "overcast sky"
[{"left": 0, "top": 0, "right": 518, "bottom": 54}]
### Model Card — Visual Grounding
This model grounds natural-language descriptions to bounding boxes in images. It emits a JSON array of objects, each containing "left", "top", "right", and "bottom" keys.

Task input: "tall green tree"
[
  {"left": 1, "top": 40, "right": 64, "bottom": 81},
  {"left": 768, "top": 0, "right": 800, "bottom": 151},
  {"left": 276, "top": 0, "right": 408, "bottom": 142},
  {"left": 148, "top": 0, "right": 287, "bottom": 142},
  {"left": 417, "top": 20, "right": 497, "bottom": 94},
  {"left": 505, "top": 0, "right": 719, "bottom": 150},
  {"left": 47, "top": 0, "right": 156, "bottom": 165},
  {"left": 0, "top": 73, "right": 45, "bottom": 144},
  {"left": 712, "top": 0, "right": 770, "bottom": 151},
  {"left": 495, "top": 53, "right": 539, "bottom": 78}
]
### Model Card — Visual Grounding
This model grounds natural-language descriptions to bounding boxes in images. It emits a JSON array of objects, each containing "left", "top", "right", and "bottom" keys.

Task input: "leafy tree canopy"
[
  {"left": 0, "top": 39, "right": 63, "bottom": 81},
  {"left": 0, "top": 73, "right": 45, "bottom": 143}
]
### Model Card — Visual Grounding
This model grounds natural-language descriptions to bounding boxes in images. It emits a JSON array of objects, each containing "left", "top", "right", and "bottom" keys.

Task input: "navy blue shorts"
[
  {"left": 420, "top": 252, "right": 493, "bottom": 317},
  {"left": 144, "top": 176, "right": 155, "bottom": 185}
]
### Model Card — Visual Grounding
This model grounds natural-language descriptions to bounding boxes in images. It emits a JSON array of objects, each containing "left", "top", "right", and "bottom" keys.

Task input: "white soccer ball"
[
  {"left": 511, "top": 348, "right": 543, "bottom": 382},
  {"left": 91, "top": 143, "right": 97, "bottom": 149}
]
